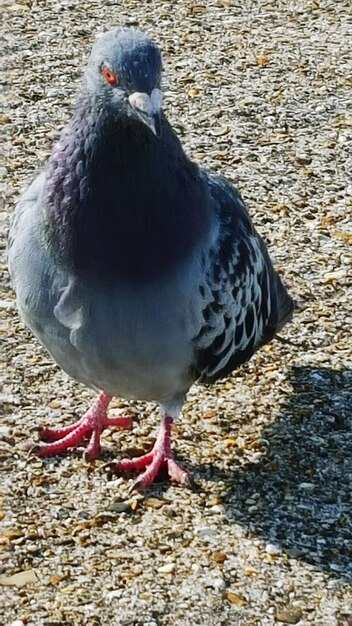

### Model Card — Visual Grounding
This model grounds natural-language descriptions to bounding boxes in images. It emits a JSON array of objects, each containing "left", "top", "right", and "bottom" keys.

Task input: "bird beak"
[{"left": 128, "top": 88, "right": 162, "bottom": 137}]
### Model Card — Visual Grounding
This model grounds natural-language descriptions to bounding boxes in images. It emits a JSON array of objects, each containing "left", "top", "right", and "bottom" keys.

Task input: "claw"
[
  {"left": 110, "top": 414, "right": 192, "bottom": 490},
  {"left": 33, "top": 392, "right": 132, "bottom": 460}
]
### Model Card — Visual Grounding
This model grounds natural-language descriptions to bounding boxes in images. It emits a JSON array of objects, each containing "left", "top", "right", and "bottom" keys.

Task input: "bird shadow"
[
  {"left": 26, "top": 365, "right": 351, "bottom": 581},
  {"left": 189, "top": 365, "right": 352, "bottom": 582}
]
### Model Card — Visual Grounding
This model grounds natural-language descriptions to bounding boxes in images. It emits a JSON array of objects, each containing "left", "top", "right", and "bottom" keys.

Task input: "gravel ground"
[{"left": 1, "top": 1, "right": 352, "bottom": 625}]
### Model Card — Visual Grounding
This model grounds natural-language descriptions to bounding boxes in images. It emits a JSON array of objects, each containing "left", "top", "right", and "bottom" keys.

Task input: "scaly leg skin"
[
  {"left": 33, "top": 392, "right": 132, "bottom": 461},
  {"left": 113, "top": 414, "right": 192, "bottom": 490}
]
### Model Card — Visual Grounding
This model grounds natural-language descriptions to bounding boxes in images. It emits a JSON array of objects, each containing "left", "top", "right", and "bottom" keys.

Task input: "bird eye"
[{"left": 101, "top": 64, "right": 119, "bottom": 86}]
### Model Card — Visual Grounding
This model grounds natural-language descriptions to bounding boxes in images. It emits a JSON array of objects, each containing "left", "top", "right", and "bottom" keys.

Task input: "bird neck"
[{"left": 45, "top": 93, "right": 210, "bottom": 283}]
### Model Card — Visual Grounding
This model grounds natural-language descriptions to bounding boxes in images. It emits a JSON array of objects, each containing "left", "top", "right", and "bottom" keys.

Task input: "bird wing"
[
  {"left": 8, "top": 171, "right": 84, "bottom": 351},
  {"left": 8, "top": 172, "right": 46, "bottom": 285},
  {"left": 192, "top": 171, "right": 294, "bottom": 384}
]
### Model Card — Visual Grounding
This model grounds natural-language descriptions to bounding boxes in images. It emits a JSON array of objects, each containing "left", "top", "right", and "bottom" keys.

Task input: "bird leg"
[
  {"left": 33, "top": 392, "right": 132, "bottom": 460},
  {"left": 113, "top": 413, "right": 191, "bottom": 490}
]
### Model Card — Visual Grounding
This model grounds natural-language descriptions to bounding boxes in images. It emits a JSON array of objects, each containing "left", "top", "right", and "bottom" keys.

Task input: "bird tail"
[{"left": 273, "top": 272, "right": 295, "bottom": 333}]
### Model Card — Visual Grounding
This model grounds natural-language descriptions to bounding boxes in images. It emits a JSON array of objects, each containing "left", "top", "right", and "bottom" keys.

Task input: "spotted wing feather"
[{"left": 193, "top": 172, "right": 294, "bottom": 384}]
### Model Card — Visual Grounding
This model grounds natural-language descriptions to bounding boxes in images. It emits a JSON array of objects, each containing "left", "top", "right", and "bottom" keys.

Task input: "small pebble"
[
  {"left": 298, "top": 482, "right": 315, "bottom": 491},
  {"left": 195, "top": 526, "right": 219, "bottom": 538},
  {"left": 276, "top": 608, "right": 303, "bottom": 624},
  {"left": 265, "top": 543, "right": 282, "bottom": 556},
  {"left": 157, "top": 563, "right": 175, "bottom": 574}
]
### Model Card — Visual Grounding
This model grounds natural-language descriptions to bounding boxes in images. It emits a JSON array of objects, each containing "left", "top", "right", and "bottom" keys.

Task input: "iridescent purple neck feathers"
[{"left": 44, "top": 94, "right": 210, "bottom": 284}]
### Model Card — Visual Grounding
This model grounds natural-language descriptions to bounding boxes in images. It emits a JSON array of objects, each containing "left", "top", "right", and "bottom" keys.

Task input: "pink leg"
[
  {"left": 33, "top": 392, "right": 132, "bottom": 460},
  {"left": 112, "top": 415, "right": 191, "bottom": 490}
]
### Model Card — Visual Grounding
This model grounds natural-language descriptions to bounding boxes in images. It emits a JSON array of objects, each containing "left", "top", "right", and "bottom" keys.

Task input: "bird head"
[{"left": 84, "top": 28, "right": 163, "bottom": 137}]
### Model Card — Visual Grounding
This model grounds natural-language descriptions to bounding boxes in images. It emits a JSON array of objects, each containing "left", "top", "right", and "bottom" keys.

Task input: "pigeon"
[{"left": 8, "top": 27, "right": 294, "bottom": 489}]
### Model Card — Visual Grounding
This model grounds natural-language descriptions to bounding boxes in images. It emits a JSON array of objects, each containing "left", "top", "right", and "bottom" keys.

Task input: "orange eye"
[{"left": 101, "top": 64, "right": 119, "bottom": 86}]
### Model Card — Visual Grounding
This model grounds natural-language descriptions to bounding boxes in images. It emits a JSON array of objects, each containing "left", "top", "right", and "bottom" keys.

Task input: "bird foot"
[
  {"left": 111, "top": 415, "right": 191, "bottom": 490},
  {"left": 33, "top": 392, "right": 132, "bottom": 460}
]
